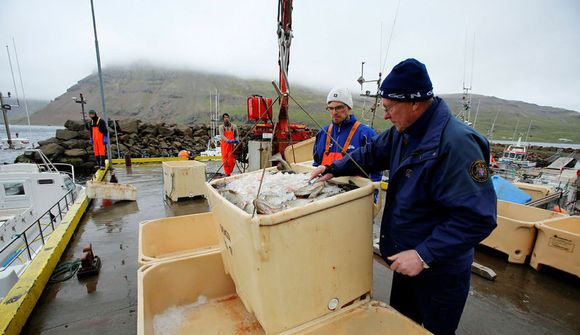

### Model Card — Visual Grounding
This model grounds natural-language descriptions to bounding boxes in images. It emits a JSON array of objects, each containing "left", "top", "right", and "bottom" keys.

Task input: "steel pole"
[
  {"left": 90, "top": 0, "right": 113, "bottom": 169},
  {"left": 0, "top": 93, "right": 13, "bottom": 149}
]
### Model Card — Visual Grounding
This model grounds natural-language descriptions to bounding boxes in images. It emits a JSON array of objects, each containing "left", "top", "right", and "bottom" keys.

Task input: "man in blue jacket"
[
  {"left": 313, "top": 87, "right": 382, "bottom": 183},
  {"left": 311, "top": 59, "right": 497, "bottom": 335}
]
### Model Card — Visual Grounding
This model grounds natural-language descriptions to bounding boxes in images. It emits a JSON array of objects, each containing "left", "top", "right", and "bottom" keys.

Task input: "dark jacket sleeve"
[
  {"left": 332, "top": 128, "right": 393, "bottom": 177},
  {"left": 415, "top": 132, "right": 497, "bottom": 264},
  {"left": 98, "top": 119, "right": 109, "bottom": 136},
  {"left": 312, "top": 130, "right": 324, "bottom": 167}
]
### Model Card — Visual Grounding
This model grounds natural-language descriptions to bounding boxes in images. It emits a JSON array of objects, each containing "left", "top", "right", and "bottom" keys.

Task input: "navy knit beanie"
[{"left": 379, "top": 58, "right": 433, "bottom": 102}]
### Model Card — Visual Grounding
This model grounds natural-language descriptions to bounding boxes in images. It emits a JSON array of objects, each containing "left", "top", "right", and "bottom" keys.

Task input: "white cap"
[{"left": 326, "top": 87, "right": 353, "bottom": 109}]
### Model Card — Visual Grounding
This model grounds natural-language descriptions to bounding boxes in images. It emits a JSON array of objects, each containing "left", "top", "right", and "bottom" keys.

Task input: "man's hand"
[
  {"left": 310, "top": 165, "right": 333, "bottom": 182},
  {"left": 103, "top": 136, "right": 108, "bottom": 145},
  {"left": 387, "top": 250, "right": 424, "bottom": 276}
]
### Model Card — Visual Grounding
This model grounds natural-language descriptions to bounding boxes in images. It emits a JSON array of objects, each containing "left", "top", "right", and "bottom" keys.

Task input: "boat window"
[
  {"left": 38, "top": 179, "right": 55, "bottom": 185},
  {"left": 4, "top": 183, "right": 25, "bottom": 196},
  {"left": 509, "top": 153, "right": 515, "bottom": 158}
]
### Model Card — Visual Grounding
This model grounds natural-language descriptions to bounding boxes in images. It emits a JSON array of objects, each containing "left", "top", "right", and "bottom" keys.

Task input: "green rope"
[{"left": 48, "top": 259, "right": 81, "bottom": 283}]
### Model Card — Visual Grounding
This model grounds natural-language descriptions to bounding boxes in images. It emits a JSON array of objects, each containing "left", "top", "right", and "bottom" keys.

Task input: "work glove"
[
  {"left": 231, "top": 139, "right": 240, "bottom": 144},
  {"left": 103, "top": 136, "right": 108, "bottom": 145},
  {"left": 89, "top": 139, "right": 93, "bottom": 145},
  {"left": 227, "top": 139, "right": 236, "bottom": 144}
]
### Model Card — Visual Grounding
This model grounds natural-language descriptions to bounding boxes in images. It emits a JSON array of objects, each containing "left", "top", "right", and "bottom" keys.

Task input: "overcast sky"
[{"left": 1, "top": 0, "right": 579, "bottom": 111}]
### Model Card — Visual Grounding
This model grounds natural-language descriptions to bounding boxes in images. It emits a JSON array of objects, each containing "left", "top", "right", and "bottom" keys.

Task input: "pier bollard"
[{"left": 125, "top": 153, "right": 132, "bottom": 167}]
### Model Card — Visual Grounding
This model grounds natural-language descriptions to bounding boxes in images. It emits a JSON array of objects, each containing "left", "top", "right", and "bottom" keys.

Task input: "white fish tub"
[
  {"left": 481, "top": 200, "right": 567, "bottom": 263},
  {"left": 531, "top": 216, "right": 580, "bottom": 277},
  {"left": 206, "top": 164, "right": 380, "bottom": 334},
  {"left": 138, "top": 212, "right": 221, "bottom": 266},
  {"left": 162, "top": 160, "right": 207, "bottom": 201},
  {"left": 138, "top": 251, "right": 431, "bottom": 335}
]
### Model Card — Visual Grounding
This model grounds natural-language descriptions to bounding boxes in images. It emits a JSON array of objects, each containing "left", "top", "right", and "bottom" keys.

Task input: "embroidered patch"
[
  {"left": 405, "top": 169, "right": 413, "bottom": 178},
  {"left": 469, "top": 160, "right": 489, "bottom": 183}
]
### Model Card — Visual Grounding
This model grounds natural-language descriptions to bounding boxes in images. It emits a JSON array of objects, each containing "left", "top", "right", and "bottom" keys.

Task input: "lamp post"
[
  {"left": 0, "top": 92, "right": 14, "bottom": 149},
  {"left": 89, "top": 0, "right": 113, "bottom": 169},
  {"left": 73, "top": 93, "right": 88, "bottom": 127}
]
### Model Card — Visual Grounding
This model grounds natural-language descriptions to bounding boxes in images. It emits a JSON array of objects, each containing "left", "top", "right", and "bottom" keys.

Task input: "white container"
[
  {"left": 162, "top": 160, "right": 206, "bottom": 201},
  {"left": 206, "top": 164, "right": 380, "bottom": 334}
]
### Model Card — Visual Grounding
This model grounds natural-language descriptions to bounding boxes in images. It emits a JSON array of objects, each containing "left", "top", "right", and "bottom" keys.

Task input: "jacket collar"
[
  {"left": 333, "top": 114, "right": 357, "bottom": 128},
  {"left": 403, "top": 97, "right": 450, "bottom": 154}
]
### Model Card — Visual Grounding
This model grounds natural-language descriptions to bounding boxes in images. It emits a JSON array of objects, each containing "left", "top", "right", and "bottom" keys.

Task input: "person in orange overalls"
[
  {"left": 87, "top": 110, "right": 109, "bottom": 169},
  {"left": 219, "top": 113, "right": 239, "bottom": 176}
]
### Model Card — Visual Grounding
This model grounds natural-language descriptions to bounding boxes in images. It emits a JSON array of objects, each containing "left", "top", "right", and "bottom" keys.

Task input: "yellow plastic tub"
[
  {"left": 284, "top": 137, "right": 315, "bottom": 163},
  {"left": 206, "top": 164, "right": 380, "bottom": 334},
  {"left": 138, "top": 212, "right": 220, "bottom": 266},
  {"left": 531, "top": 216, "right": 580, "bottom": 277},
  {"left": 138, "top": 251, "right": 431, "bottom": 335},
  {"left": 481, "top": 200, "right": 567, "bottom": 263},
  {"left": 513, "top": 182, "right": 554, "bottom": 202},
  {"left": 162, "top": 160, "right": 207, "bottom": 201}
]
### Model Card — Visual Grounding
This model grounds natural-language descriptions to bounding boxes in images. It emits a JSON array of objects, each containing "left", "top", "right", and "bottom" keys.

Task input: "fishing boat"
[
  {"left": 498, "top": 137, "right": 536, "bottom": 169},
  {"left": 0, "top": 150, "right": 81, "bottom": 300},
  {"left": 0, "top": 137, "right": 30, "bottom": 150}
]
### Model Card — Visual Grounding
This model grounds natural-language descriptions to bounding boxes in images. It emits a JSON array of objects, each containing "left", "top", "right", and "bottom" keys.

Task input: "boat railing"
[
  {"left": 0, "top": 187, "right": 76, "bottom": 272},
  {"left": 24, "top": 149, "right": 77, "bottom": 183}
]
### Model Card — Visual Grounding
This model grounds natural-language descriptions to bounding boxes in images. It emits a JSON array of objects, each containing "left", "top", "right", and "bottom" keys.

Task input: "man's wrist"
[
  {"left": 415, "top": 250, "right": 430, "bottom": 269},
  {"left": 323, "top": 164, "right": 336, "bottom": 176}
]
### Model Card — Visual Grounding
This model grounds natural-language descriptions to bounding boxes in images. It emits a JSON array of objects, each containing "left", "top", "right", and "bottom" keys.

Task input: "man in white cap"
[{"left": 312, "top": 87, "right": 382, "bottom": 183}]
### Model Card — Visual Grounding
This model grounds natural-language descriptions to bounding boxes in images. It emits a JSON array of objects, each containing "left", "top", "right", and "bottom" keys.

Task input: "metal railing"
[{"left": 0, "top": 187, "right": 77, "bottom": 271}]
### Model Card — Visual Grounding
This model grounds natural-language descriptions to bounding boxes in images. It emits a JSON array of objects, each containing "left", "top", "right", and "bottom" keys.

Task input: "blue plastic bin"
[{"left": 492, "top": 175, "right": 532, "bottom": 204}]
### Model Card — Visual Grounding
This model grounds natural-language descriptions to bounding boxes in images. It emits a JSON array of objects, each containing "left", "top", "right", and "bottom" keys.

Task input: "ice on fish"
[
  {"left": 153, "top": 295, "right": 208, "bottom": 335},
  {"left": 213, "top": 172, "right": 353, "bottom": 214}
]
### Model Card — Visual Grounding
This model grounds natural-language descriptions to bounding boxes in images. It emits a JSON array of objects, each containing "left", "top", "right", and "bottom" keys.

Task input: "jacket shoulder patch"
[{"left": 469, "top": 160, "right": 489, "bottom": 183}]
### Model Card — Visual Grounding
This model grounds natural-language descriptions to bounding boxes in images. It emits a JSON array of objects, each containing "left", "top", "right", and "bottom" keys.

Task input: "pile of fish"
[{"left": 213, "top": 171, "right": 358, "bottom": 215}]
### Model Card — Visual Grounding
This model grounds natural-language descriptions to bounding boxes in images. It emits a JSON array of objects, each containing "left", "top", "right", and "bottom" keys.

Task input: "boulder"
[
  {"left": 64, "top": 148, "right": 87, "bottom": 157},
  {"left": 140, "top": 124, "right": 158, "bottom": 136},
  {"left": 173, "top": 124, "right": 193, "bottom": 137},
  {"left": 14, "top": 154, "right": 35, "bottom": 164},
  {"left": 38, "top": 137, "right": 60, "bottom": 146},
  {"left": 62, "top": 139, "right": 87, "bottom": 149},
  {"left": 64, "top": 120, "right": 86, "bottom": 131},
  {"left": 158, "top": 126, "right": 174, "bottom": 137},
  {"left": 56, "top": 129, "right": 80, "bottom": 141},
  {"left": 118, "top": 119, "right": 140, "bottom": 134},
  {"left": 39, "top": 143, "right": 65, "bottom": 158},
  {"left": 57, "top": 157, "right": 84, "bottom": 166}
]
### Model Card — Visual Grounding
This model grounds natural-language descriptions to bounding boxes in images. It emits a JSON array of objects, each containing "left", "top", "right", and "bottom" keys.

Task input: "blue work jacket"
[
  {"left": 332, "top": 97, "right": 497, "bottom": 274},
  {"left": 313, "top": 115, "right": 382, "bottom": 182}
]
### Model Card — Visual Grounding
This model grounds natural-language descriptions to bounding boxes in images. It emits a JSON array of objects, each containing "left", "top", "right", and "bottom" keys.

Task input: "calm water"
[{"left": 0, "top": 124, "right": 63, "bottom": 163}]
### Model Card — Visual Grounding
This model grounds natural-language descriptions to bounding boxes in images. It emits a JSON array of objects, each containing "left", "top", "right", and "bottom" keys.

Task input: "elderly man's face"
[
  {"left": 326, "top": 101, "right": 350, "bottom": 124},
  {"left": 382, "top": 98, "right": 419, "bottom": 132}
]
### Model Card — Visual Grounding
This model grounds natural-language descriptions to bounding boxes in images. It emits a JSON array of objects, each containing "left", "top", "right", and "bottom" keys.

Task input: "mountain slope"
[{"left": 30, "top": 66, "right": 580, "bottom": 142}]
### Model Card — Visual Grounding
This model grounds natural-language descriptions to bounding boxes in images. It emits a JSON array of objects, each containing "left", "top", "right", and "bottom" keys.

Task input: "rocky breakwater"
[{"left": 15, "top": 119, "right": 252, "bottom": 171}]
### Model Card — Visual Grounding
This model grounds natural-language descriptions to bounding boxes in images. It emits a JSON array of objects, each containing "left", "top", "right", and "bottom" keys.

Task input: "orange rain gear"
[
  {"left": 91, "top": 117, "right": 106, "bottom": 156},
  {"left": 220, "top": 129, "right": 236, "bottom": 176},
  {"left": 321, "top": 121, "right": 361, "bottom": 165}
]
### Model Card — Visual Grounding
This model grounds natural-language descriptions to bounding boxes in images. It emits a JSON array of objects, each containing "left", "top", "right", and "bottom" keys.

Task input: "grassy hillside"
[{"left": 30, "top": 66, "right": 580, "bottom": 143}]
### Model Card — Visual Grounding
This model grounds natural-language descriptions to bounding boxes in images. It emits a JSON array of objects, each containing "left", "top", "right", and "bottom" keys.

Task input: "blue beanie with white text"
[{"left": 380, "top": 58, "right": 433, "bottom": 102}]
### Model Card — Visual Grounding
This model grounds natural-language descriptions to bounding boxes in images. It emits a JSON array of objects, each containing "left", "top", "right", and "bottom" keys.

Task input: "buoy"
[{"left": 178, "top": 150, "right": 190, "bottom": 158}]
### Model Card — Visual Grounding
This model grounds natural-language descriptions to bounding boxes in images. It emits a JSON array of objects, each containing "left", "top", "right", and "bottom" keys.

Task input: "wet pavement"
[
  {"left": 23, "top": 164, "right": 580, "bottom": 335},
  {"left": 23, "top": 166, "right": 210, "bottom": 335}
]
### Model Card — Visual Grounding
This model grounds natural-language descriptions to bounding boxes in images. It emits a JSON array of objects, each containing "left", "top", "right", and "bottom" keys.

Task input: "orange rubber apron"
[
  {"left": 91, "top": 118, "right": 106, "bottom": 156},
  {"left": 321, "top": 121, "right": 360, "bottom": 165},
  {"left": 220, "top": 128, "right": 235, "bottom": 176}
]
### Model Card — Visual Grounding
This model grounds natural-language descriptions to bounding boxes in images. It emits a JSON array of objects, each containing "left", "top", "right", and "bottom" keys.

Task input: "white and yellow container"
[
  {"left": 513, "top": 182, "right": 554, "bottom": 202},
  {"left": 481, "top": 200, "right": 567, "bottom": 263},
  {"left": 162, "top": 160, "right": 207, "bottom": 201},
  {"left": 531, "top": 216, "right": 580, "bottom": 277},
  {"left": 138, "top": 251, "right": 431, "bottom": 335},
  {"left": 284, "top": 137, "right": 315, "bottom": 164},
  {"left": 138, "top": 212, "right": 220, "bottom": 266},
  {"left": 206, "top": 165, "right": 380, "bottom": 334}
]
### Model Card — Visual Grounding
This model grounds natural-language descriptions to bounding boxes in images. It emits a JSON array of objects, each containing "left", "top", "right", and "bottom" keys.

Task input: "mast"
[
  {"left": 273, "top": 0, "right": 293, "bottom": 154},
  {"left": 12, "top": 38, "right": 32, "bottom": 142}
]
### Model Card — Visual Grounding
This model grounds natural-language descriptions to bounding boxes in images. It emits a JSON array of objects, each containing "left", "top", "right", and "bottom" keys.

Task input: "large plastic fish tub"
[
  {"left": 284, "top": 137, "right": 315, "bottom": 164},
  {"left": 206, "top": 165, "right": 380, "bottom": 334},
  {"left": 513, "top": 182, "right": 554, "bottom": 201},
  {"left": 137, "top": 251, "right": 431, "bottom": 335},
  {"left": 162, "top": 160, "right": 207, "bottom": 201},
  {"left": 531, "top": 216, "right": 580, "bottom": 277},
  {"left": 481, "top": 200, "right": 567, "bottom": 263},
  {"left": 138, "top": 213, "right": 220, "bottom": 266}
]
